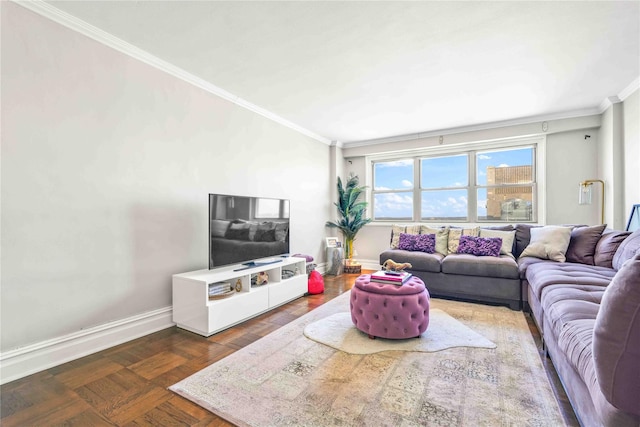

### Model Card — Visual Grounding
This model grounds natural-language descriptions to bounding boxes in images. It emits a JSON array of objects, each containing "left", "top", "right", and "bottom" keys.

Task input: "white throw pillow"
[
  {"left": 479, "top": 229, "right": 516, "bottom": 258},
  {"left": 520, "top": 226, "right": 573, "bottom": 262},
  {"left": 421, "top": 225, "right": 450, "bottom": 256}
]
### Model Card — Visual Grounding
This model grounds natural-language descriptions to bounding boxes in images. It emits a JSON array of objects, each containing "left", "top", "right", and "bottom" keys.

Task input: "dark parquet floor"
[{"left": 1, "top": 271, "right": 579, "bottom": 426}]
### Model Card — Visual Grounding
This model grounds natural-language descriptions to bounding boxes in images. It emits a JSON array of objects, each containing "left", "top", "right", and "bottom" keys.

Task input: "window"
[
  {"left": 477, "top": 147, "right": 535, "bottom": 222},
  {"left": 372, "top": 159, "right": 414, "bottom": 221},
  {"left": 421, "top": 154, "right": 468, "bottom": 221},
  {"left": 371, "top": 142, "right": 537, "bottom": 223}
]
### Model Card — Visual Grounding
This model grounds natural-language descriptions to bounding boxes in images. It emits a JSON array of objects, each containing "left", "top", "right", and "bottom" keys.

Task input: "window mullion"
[
  {"left": 468, "top": 152, "right": 477, "bottom": 222},
  {"left": 414, "top": 158, "right": 421, "bottom": 222}
]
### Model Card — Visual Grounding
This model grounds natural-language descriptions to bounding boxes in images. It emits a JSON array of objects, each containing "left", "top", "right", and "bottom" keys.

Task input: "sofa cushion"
[
  {"left": 420, "top": 225, "right": 450, "bottom": 256},
  {"left": 594, "top": 230, "right": 631, "bottom": 268},
  {"left": 479, "top": 228, "right": 516, "bottom": 258},
  {"left": 447, "top": 227, "right": 480, "bottom": 254},
  {"left": 565, "top": 224, "right": 607, "bottom": 265},
  {"left": 457, "top": 235, "right": 502, "bottom": 257},
  {"left": 441, "top": 254, "right": 519, "bottom": 279},
  {"left": 379, "top": 249, "right": 443, "bottom": 273},
  {"left": 525, "top": 261, "right": 615, "bottom": 301},
  {"left": 593, "top": 254, "right": 640, "bottom": 416},
  {"left": 612, "top": 228, "right": 640, "bottom": 271},
  {"left": 517, "top": 256, "right": 548, "bottom": 279},
  {"left": 520, "top": 226, "right": 573, "bottom": 262}
]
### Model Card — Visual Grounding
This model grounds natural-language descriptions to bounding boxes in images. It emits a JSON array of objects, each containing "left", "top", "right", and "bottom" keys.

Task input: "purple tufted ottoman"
[{"left": 350, "top": 274, "right": 430, "bottom": 339}]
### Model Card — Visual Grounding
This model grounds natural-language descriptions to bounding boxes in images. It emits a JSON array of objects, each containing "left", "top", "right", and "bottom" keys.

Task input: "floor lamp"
[{"left": 578, "top": 179, "right": 605, "bottom": 224}]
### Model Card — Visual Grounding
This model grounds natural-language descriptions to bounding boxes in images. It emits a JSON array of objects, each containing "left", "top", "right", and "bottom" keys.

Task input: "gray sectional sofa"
[
  {"left": 520, "top": 227, "right": 640, "bottom": 426},
  {"left": 379, "top": 223, "right": 640, "bottom": 426}
]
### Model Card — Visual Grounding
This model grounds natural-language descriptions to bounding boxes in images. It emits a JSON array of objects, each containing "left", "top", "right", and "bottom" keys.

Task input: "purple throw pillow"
[
  {"left": 566, "top": 224, "right": 607, "bottom": 265},
  {"left": 398, "top": 233, "right": 435, "bottom": 253},
  {"left": 457, "top": 235, "right": 502, "bottom": 257}
]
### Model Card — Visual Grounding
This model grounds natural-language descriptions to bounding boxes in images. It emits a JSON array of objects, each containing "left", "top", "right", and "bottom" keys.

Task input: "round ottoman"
[{"left": 350, "top": 274, "right": 430, "bottom": 339}]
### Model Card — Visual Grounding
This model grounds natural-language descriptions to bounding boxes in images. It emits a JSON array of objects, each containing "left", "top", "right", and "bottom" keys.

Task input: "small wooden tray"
[{"left": 208, "top": 289, "right": 235, "bottom": 300}]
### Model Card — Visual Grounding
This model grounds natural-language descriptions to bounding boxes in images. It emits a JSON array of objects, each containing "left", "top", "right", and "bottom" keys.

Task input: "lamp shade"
[
  {"left": 579, "top": 182, "right": 593, "bottom": 205},
  {"left": 579, "top": 179, "right": 605, "bottom": 224}
]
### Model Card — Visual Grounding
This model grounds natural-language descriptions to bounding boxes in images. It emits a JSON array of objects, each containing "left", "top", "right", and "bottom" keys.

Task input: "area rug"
[
  {"left": 170, "top": 291, "right": 565, "bottom": 426},
  {"left": 303, "top": 310, "right": 496, "bottom": 354}
]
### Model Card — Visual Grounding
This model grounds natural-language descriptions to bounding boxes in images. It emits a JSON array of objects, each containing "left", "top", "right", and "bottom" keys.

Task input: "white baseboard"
[
  {"left": 0, "top": 260, "right": 383, "bottom": 385},
  {"left": 0, "top": 307, "right": 174, "bottom": 385}
]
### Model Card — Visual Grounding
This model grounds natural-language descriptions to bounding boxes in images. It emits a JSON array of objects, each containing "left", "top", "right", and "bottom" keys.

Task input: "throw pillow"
[
  {"left": 612, "top": 229, "right": 640, "bottom": 271},
  {"left": 565, "top": 224, "right": 607, "bottom": 265},
  {"left": 479, "top": 228, "right": 516, "bottom": 258},
  {"left": 520, "top": 226, "right": 573, "bottom": 262},
  {"left": 390, "top": 224, "right": 421, "bottom": 249},
  {"left": 593, "top": 254, "right": 640, "bottom": 414},
  {"left": 595, "top": 230, "right": 632, "bottom": 268},
  {"left": 398, "top": 233, "right": 435, "bottom": 253},
  {"left": 514, "top": 224, "right": 539, "bottom": 258},
  {"left": 447, "top": 227, "right": 480, "bottom": 254},
  {"left": 457, "top": 235, "right": 502, "bottom": 257},
  {"left": 421, "top": 225, "right": 450, "bottom": 256}
]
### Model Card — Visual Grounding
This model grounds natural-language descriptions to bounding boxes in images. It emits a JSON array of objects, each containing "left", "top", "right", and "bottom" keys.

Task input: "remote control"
[{"left": 384, "top": 271, "right": 402, "bottom": 276}]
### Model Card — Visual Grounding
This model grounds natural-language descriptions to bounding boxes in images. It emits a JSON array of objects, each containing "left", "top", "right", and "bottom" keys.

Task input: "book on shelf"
[
  {"left": 208, "top": 282, "right": 232, "bottom": 295},
  {"left": 370, "top": 270, "right": 412, "bottom": 285}
]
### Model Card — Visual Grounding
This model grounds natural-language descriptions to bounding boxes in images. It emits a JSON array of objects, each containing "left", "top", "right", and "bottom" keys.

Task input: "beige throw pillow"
[
  {"left": 520, "top": 226, "right": 573, "bottom": 262},
  {"left": 448, "top": 227, "right": 480, "bottom": 254},
  {"left": 421, "top": 225, "right": 450, "bottom": 255},
  {"left": 390, "top": 224, "right": 421, "bottom": 249},
  {"left": 479, "top": 229, "right": 516, "bottom": 258}
]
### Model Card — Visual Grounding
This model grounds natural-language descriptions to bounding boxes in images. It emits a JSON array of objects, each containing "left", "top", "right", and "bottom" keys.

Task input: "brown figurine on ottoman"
[{"left": 350, "top": 274, "right": 430, "bottom": 339}]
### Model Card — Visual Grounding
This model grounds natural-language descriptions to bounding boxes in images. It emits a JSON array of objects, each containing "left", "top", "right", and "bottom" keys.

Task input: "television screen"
[{"left": 209, "top": 194, "right": 290, "bottom": 269}]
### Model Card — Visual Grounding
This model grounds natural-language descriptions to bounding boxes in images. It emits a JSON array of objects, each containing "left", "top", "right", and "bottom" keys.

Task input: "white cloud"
[
  {"left": 401, "top": 180, "right": 413, "bottom": 187},
  {"left": 478, "top": 154, "right": 491, "bottom": 160},
  {"left": 498, "top": 163, "right": 510, "bottom": 167},
  {"left": 376, "top": 159, "right": 413, "bottom": 168}
]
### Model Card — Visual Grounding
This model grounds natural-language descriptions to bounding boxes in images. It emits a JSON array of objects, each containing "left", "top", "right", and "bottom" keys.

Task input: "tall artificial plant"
[{"left": 326, "top": 174, "right": 372, "bottom": 260}]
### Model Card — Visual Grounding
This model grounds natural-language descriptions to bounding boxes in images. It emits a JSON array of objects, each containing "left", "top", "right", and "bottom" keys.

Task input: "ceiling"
[{"left": 44, "top": 1, "right": 640, "bottom": 145}]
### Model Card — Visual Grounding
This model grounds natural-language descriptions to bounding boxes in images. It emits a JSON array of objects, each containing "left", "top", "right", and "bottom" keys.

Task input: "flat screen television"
[{"left": 209, "top": 193, "right": 290, "bottom": 270}]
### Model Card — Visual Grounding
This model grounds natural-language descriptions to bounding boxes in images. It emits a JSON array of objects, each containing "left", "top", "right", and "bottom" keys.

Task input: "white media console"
[{"left": 172, "top": 257, "right": 308, "bottom": 336}]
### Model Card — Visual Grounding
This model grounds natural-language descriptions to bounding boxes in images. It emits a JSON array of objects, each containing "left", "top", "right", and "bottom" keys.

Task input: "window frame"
[{"left": 368, "top": 136, "right": 544, "bottom": 224}]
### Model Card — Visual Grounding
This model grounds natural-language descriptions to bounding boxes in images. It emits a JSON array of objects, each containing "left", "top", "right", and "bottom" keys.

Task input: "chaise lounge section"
[{"left": 520, "top": 227, "right": 640, "bottom": 426}]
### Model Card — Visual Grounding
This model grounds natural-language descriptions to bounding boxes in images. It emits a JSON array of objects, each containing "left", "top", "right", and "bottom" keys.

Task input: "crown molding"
[
  {"left": 618, "top": 76, "right": 640, "bottom": 101},
  {"left": 342, "top": 107, "right": 601, "bottom": 148},
  {"left": 12, "top": 0, "right": 332, "bottom": 146},
  {"left": 599, "top": 96, "right": 622, "bottom": 113}
]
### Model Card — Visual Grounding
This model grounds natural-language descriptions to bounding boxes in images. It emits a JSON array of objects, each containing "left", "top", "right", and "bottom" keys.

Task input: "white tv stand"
[{"left": 172, "top": 257, "right": 308, "bottom": 336}]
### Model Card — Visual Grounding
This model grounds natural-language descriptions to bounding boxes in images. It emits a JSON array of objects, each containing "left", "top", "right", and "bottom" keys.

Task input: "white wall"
[
  {"left": 1, "top": 3, "right": 330, "bottom": 353},
  {"left": 623, "top": 89, "right": 640, "bottom": 222},
  {"left": 546, "top": 129, "right": 600, "bottom": 225}
]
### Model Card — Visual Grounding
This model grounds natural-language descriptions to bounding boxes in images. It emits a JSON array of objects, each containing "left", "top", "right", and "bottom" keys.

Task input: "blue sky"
[{"left": 373, "top": 147, "right": 533, "bottom": 219}]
